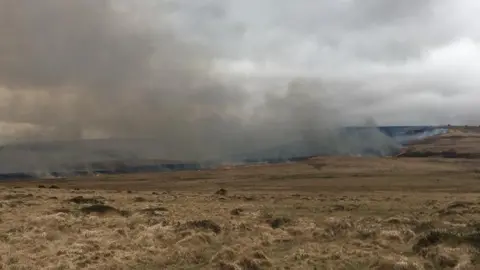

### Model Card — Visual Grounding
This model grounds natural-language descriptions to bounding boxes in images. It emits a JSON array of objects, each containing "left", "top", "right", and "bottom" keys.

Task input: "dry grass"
[{"left": 1, "top": 157, "right": 480, "bottom": 269}]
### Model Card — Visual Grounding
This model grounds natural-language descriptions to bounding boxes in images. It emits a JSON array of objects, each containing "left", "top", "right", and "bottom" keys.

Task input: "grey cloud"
[{"left": 223, "top": 0, "right": 460, "bottom": 64}]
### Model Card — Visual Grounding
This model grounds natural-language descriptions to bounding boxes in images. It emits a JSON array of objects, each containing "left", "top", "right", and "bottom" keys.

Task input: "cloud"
[{"left": 218, "top": 0, "right": 480, "bottom": 124}]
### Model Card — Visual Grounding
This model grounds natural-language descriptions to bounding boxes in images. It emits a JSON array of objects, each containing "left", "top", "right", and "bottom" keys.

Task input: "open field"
[{"left": 1, "top": 156, "right": 480, "bottom": 269}]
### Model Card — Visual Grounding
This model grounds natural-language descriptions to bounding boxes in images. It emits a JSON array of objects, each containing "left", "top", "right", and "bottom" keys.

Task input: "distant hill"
[{"left": 397, "top": 127, "right": 480, "bottom": 158}]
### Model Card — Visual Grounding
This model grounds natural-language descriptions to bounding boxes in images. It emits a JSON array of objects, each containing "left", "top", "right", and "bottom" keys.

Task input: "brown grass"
[{"left": 1, "top": 156, "right": 480, "bottom": 269}]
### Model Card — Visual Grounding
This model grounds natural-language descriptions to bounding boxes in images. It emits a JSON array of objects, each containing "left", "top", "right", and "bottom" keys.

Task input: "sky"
[
  {"left": 0, "top": 0, "right": 479, "bottom": 159},
  {"left": 171, "top": 0, "right": 480, "bottom": 125}
]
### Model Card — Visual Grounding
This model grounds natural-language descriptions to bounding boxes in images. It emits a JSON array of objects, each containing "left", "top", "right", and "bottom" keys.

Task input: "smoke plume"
[{"left": 0, "top": 0, "right": 397, "bottom": 166}]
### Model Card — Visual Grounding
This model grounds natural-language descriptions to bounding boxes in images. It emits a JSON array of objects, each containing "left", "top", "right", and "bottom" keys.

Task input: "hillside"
[{"left": 398, "top": 127, "right": 480, "bottom": 158}]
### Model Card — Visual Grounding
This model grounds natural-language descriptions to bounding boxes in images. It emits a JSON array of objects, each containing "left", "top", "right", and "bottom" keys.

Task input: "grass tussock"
[
  {"left": 180, "top": 220, "right": 222, "bottom": 234},
  {"left": 68, "top": 196, "right": 105, "bottom": 205},
  {"left": 80, "top": 204, "right": 128, "bottom": 216}
]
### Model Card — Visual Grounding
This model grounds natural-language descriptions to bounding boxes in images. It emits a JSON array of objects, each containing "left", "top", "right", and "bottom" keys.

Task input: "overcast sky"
[{"left": 168, "top": 0, "right": 480, "bottom": 125}]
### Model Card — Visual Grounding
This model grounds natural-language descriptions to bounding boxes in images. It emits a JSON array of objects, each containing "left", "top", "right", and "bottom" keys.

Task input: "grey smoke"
[
  {"left": 0, "top": 0, "right": 248, "bottom": 159},
  {"left": 0, "top": 0, "right": 470, "bottom": 171}
]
